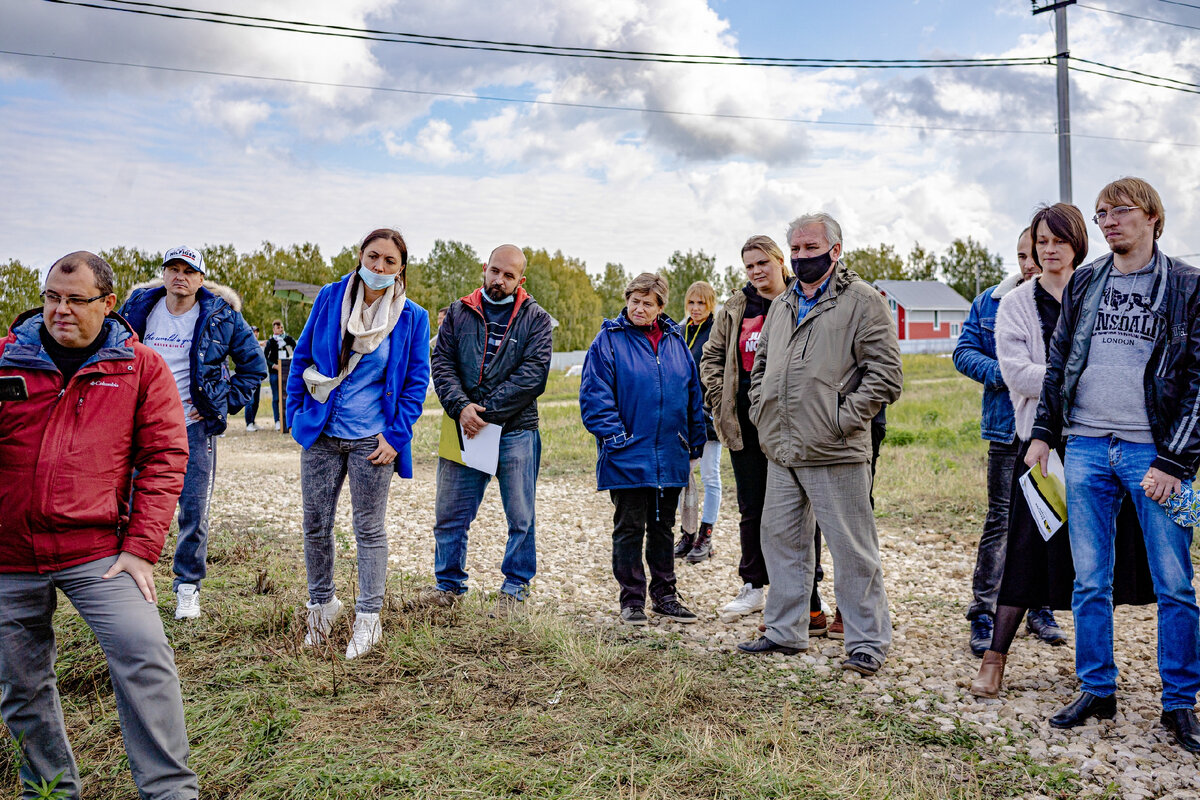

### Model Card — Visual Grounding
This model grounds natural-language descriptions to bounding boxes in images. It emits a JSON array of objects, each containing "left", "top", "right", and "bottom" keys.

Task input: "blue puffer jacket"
[
  {"left": 286, "top": 273, "right": 431, "bottom": 478},
  {"left": 122, "top": 282, "right": 268, "bottom": 437},
  {"left": 580, "top": 311, "right": 707, "bottom": 491},
  {"left": 953, "top": 273, "right": 1022, "bottom": 443}
]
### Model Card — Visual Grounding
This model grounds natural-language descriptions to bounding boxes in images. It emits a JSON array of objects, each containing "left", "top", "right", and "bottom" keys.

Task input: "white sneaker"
[
  {"left": 273, "top": 421, "right": 281, "bottom": 431},
  {"left": 304, "top": 596, "right": 344, "bottom": 646},
  {"left": 245, "top": 423, "right": 259, "bottom": 432},
  {"left": 719, "top": 583, "right": 765, "bottom": 622},
  {"left": 345, "top": 612, "right": 382, "bottom": 660},
  {"left": 175, "top": 584, "right": 201, "bottom": 620}
]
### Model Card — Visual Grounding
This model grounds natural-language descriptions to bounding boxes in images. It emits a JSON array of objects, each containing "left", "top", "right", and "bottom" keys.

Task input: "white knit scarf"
[{"left": 302, "top": 276, "right": 407, "bottom": 403}]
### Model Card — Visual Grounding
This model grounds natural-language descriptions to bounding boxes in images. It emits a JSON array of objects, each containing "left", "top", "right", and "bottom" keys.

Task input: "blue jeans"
[
  {"left": 174, "top": 423, "right": 216, "bottom": 591},
  {"left": 680, "top": 440, "right": 722, "bottom": 533},
  {"left": 300, "top": 435, "right": 393, "bottom": 614},
  {"left": 433, "top": 428, "right": 540, "bottom": 599},
  {"left": 1065, "top": 434, "right": 1200, "bottom": 710},
  {"left": 244, "top": 382, "right": 260, "bottom": 426}
]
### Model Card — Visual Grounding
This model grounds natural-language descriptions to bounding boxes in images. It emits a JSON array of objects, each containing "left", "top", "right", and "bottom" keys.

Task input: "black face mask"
[{"left": 791, "top": 249, "right": 835, "bottom": 284}]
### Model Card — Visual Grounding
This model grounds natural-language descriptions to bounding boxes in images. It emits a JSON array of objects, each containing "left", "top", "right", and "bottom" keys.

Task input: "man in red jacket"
[{"left": 0, "top": 252, "right": 198, "bottom": 799}]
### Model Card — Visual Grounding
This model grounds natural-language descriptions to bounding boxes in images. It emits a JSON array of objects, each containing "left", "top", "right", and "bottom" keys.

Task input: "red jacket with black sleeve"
[{"left": 0, "top": 310, "right": 188, "bottom": 572}]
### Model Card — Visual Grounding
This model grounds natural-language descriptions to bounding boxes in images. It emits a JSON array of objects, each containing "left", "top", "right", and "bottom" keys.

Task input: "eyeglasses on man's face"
[
  {"left": 41, "top": 291, "right": 110, "bottom": 308},
  {"left": 1092, "top": 205, "right": 1139, "bottom": 225}
]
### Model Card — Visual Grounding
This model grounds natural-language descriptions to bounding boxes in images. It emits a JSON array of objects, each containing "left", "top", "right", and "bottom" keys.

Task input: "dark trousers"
[
  {"left": 610, "top": 487, "right": 682, "bottom": 609},
  {"left": 966, "top": 438, "right": 1019, "bottom": 620},
  {"left": 244, "top": 383, "right": 261, "bottom": 426},
  {"left": 729, "top": 403, "right": 770, "bottom": 587},
  {"left": 811, "top": 421, "right": 886, "bottom": 610}
]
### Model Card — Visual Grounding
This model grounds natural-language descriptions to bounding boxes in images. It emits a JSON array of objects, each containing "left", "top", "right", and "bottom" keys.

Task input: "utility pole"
[{"left": 1032, "top": 0, "right": 1076, "bottom": 203}]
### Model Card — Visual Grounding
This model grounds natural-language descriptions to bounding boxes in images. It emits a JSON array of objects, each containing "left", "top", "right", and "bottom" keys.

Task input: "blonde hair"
[
  {"left": 624, "top": 272, "right": 669, "bottom": 307},
  {"left": 741, "top": 235, "right": 790, "bottom": 277},
  {"left": 1096, "top": 177, "right": 1165, "bottom": 240},
  {"left": 684, "top": 281, "right": 717, "bottom": 315}
]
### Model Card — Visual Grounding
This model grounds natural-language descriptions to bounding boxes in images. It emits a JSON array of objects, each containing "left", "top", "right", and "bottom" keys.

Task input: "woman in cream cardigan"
[{"left": 971, "top": 203, "right": 1154, "bottom": 698}]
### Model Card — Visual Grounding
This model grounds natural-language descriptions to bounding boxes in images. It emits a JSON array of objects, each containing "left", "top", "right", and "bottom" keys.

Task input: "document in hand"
[
  {"left": 1018, "top": 450, "right": 1067, "bottom": 541},
  {"left": 438, "top": 412, "right": 501, "bottom": 476}
]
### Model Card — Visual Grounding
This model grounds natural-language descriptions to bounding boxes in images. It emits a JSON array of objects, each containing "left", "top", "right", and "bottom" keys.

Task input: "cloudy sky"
[{"left": 2, "top": 0, "right": 1198, "bottom": 278}]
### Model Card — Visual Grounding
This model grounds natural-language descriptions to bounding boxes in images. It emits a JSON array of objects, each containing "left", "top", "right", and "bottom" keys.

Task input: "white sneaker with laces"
[
  {"left": 719, "top": 583, "right": 765, "bottom": 621},
  {"left": 304, "top": 596, "right": 344, "bottom": 646},
  {"left": 273, "top": 421, "right": 281, "bottom": 431},
  {"left": 245, "top": 423, "right": 259, "bottom": 432},
  {"left": 345, "top": 612, "right": 381, "bottom": 660},
  {"left": 175, "top": 584, "right": 201, "bottom": 620}
]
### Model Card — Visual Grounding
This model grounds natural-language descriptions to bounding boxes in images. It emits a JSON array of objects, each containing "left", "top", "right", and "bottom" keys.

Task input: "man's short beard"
[
  {"left": 485, "top": 284, "right": 510, "bottom": 301},
  {"left": 1110, "top": 241, "right": 1131, "bottom": 255}
]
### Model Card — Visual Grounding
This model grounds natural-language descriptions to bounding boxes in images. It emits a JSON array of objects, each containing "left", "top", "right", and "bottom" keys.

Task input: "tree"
[
  {"left": 940, "top": 237, "right": 1005, "bottom": 300},
  {"left": 522, "top": 248, "right": 602, "bottom": 350},
  {"left": 409, "top": 240, "right": 484, "bottom": 324},
  {"left": 102, "top": 246, "right": 161, "bottom": 302},
  {"left": 0, "top": 259, "right": 41, "bottom": 334},
  {"left": 843, "top": 244, "right": 906, "bottom": 282},
  {"left": 715, "top": 263, "right": 745, "bottom": 302},
  {"left": 905, "top": 243, "right": 939, "bottom": 281},
  {"left": 591, "top": 262, "right": 630, "bottom": 320},
  {"left": 661, "top": 249, "right": 717, "bottom": 323}
]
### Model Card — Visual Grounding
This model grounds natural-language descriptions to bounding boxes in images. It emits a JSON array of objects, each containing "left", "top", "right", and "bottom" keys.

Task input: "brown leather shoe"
[
  {"left": 828, "top": 609, "right": 845, "bottom": 640},
  {"left": 969, "top": 650, "right": 1007, "bottom": 699},
  {"left": 809, "top": 610, "right": 828, "bottom": 637}
]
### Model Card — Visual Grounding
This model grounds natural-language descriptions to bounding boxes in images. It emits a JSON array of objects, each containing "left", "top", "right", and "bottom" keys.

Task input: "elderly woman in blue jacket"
[
  {"left": 580, "top": 272, "right": 707, "bottom": 626},
  {"left": 287, "top": 228, "right": 430, "bottom": 660}
]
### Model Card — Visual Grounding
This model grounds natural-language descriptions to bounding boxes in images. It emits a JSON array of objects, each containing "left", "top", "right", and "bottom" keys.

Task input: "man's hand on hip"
[
  {"left": 1140, "top": 467, "right": 1182, "bottom": 503},
  {"left": 102, "top": 552, "right": 158, "bottom": 603},
  {"left": 1025, "top": 439, "right": 1051, "bottom": 476},
  {"left": 460, "top": 403, "right": 487, "bottom": 438}
]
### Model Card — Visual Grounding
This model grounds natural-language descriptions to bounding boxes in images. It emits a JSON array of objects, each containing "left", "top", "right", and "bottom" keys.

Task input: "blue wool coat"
[
  {"left": 286, "top": 274, "right": 431, "bottom": 478},
  {"left": 580, "top": 311, "right": 707, "bottom": 491}
]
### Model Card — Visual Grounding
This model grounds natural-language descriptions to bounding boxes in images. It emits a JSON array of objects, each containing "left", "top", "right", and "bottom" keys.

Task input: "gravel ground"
[{"left": 219, "top": 428, "right": 1200, "bottom": 799}]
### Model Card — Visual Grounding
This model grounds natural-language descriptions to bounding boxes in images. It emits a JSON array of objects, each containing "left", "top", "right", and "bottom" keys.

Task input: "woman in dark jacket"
[
  {"left": 970, "top": 204, "right": 1154, "bottom": 698},
  {"left": 580, "top": 272, "right": 708, "bottom": 626},
  {"left": 675, "top": 280, "right": 722, "bottom": 562}
]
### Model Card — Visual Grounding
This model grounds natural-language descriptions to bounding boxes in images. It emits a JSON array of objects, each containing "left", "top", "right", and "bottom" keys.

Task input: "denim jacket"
[{"left": 953, "top": 273, "right": 1022, "bottom": 443}]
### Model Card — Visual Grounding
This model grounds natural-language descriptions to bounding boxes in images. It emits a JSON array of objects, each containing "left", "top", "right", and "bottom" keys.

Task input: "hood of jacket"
[
  {"left": 992, "top": 271, "right": 1023, "bottom": 301},
  {"left": 125, "top": 278, "right": 244, "bottom": 312}
]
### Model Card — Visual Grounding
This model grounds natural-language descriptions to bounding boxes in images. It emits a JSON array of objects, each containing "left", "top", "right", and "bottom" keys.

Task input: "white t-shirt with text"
[{"left": 144, "top": 299, "right": 201, "bottom": 425}]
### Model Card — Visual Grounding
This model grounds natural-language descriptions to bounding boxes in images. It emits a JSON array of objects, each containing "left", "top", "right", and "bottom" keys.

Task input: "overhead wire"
[
  {"left": 4, "top": 48, "right": 1199, "bottom": 149},
  {"left": 1077, "top": 2, "right": 1200, "bottom": 30},
  {"left": 40, "top": 0, "right": 1051, "bottom": 69}
]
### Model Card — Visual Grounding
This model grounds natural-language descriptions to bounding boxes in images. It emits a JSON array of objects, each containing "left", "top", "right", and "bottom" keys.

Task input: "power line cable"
[
  {"left": 1150, "top": 0, "right": 1200, "bottom": 11},
  {"left": 1078, "top": 2, "right": 1200, "bottom": 30},
  {"left": 4, "top": 48, "right": 1198, "bottom": 148},
  {"left": 1072, "top": 56, "right": 1200, "bottom": 89},
  {"left": 1069, "top": 63, "right": 1200, "bottom": 95},
  {"left": 40, "top": 0, "right": 1052, "bottom": 69}
]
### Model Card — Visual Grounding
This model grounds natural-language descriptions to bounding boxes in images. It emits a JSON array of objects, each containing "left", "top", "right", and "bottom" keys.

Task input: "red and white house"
[{"left": 872, "top": 280, "right": 972, "bottom": 349}]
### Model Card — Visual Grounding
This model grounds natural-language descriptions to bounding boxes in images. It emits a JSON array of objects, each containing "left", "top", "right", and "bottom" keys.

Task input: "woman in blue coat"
[
  {"left": 287, "top": 228, "right": 430, "bottom": 660},
  {"left": 580, "top": 272, "right": 707, "bottom": 626}
]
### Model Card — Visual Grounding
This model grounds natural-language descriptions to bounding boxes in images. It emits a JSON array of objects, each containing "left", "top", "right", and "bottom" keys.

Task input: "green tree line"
[{"left": 2, "top": 236, "right": 1003, "bottom": 343}]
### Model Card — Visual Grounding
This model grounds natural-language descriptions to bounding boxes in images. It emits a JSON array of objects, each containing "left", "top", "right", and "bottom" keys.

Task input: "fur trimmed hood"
[{"left": 125, "top": 279, "right": 243, "bottom": 312}]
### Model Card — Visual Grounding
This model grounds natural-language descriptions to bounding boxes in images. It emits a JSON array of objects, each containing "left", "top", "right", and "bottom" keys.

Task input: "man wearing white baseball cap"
[{"left": 121, "top": 245, "right": 266, "bottom": 619}]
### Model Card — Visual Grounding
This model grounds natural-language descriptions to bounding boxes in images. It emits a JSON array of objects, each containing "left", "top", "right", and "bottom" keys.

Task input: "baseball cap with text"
[{"left": 162, "top": 245, "right": 205, "bottom": 274}]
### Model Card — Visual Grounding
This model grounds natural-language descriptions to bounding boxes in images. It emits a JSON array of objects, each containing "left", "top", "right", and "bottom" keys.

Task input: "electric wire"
[
  {"left": 4, "top": 48, "right": 1198, "bottom": 148},
  {"left": 40, "top": 0, "right": 1051, "bottom": 69},
  {"left": 1069, "top": 63, "right": 1200, "bottom": 95},
  {"left": 1071, "top": 56, "right": 1200, "bottom": 90},
  {"left": 1151, "top": 0, "right": 1200, "bottom": 9},
  {"left": 1078, "top": 2, "right": 1200, "bottom": 30}
]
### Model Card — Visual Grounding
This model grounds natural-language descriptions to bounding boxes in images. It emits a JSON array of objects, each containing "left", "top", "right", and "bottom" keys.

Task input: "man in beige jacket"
[{"left": 738, "top": 212, "right": 903, "bottom": 676}]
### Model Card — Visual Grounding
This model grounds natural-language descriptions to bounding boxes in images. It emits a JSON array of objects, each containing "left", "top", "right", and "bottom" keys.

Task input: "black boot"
[
  {"left": 1049, "top": 692, "right": 1117, "bottom": 728},
  {"left": 686, "top": 523, "right": 713, "bottom": 563},
  {"left": 673, "top": 530, "right": 695, "bottom": 559}
]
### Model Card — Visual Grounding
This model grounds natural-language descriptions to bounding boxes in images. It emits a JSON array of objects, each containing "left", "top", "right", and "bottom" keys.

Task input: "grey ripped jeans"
[{"left": 301, "top": 435, "right": 394, "bottom": 614}]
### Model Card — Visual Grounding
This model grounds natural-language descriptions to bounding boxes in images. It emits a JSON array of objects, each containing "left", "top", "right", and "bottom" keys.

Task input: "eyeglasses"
[
  {"left": 41, "top": 291, "right": 110, "bottom": 308},
  {"left": 1092, "top": 205, "right": 1139, "bottom": 225}
]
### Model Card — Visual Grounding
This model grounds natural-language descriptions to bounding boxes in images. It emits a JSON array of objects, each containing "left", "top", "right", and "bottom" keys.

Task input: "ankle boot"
[
  {"left": 674, "top": 530, "right": 695, "bottom": 559},
  {"left": 969, "top": 650, "right": 1007, "bottom": 699},
  {"left": 686, "top": 522, "right": 713, "bottom": 562}
]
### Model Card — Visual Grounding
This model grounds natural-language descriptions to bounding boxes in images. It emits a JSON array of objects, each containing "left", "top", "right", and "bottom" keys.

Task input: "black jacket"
[
  {"left": 683, "top": 314, "right": 718, "bottom": 442},
  {"left": 432, "top": 287, "right": 554, "bottom": 433},
  {"left": 1032, "top": 247, "right": 1200, "bottom": 480},
  {"left": 263, "top": 334, "right": 296, "bottom": 367}
]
